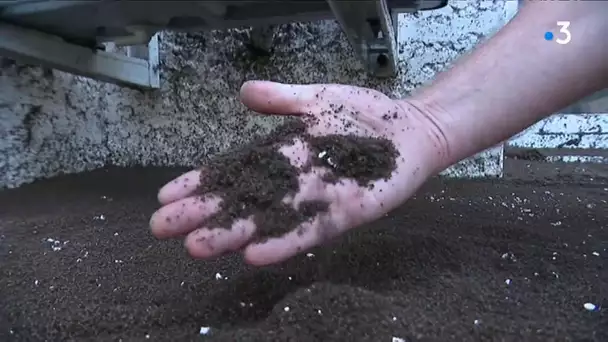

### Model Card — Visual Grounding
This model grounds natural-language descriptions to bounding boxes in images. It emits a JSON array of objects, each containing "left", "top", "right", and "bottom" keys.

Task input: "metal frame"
[
  {"left": 0, "top": 0, "right": 448, "bottom": 89},
  {"left": 327, "top": 0, "right": 398, "bottom": 78},
  {"left": 0, "top": 21, "right": 160, "bottom": 89}
]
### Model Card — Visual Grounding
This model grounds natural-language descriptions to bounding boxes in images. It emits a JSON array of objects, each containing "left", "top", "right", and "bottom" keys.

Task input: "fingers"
[
  {"left": 178, "top": 166, "right": 333, "bottom": 262},
  {"left": 150, "top": 195, "right": 222, "bottom": 239},
  {"left": 243, "top": 212, "right": 340, "bottom": 266},
  {"left": 158, "top": 170, "right": 202, "bottom": 205},
  {"left": 243, "top": 178, "right": 382, "bottom": 266},
  {"left": 185, "top": 219, "right": 256, "bottom": 259},
  {"left": 240, "top": 80, "right": 327, "bottom": 115},
  {"left": 243, "top": 223, "right": 318, "bottom": 266}
]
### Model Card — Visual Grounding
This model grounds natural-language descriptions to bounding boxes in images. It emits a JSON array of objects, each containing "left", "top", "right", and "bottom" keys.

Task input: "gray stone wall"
[{"left": 0, "top": 1, "right": 513, "bottom": 189}]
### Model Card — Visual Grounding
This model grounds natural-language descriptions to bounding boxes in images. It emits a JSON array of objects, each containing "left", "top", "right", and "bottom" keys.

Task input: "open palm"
[{"left": 150, "top": 81, "right": 443, "bottom": 266}]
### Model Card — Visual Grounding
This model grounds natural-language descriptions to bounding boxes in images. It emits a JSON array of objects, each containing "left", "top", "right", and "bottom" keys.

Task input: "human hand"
[{"left": 149, "top": 81, "right": 446, "bottom": 266}]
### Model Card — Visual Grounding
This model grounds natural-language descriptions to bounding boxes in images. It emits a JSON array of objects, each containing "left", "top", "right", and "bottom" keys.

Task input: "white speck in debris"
[
  {"left": 318, "top": 151, "right": 327, "bottom": 158},
  {"left": 240, "top": 302, "right": 246, "bottom": 307},
  {"left": 180, "top": 281, "right": 185, "bottom": 286},
  {"left": 288, "top": 276, "right": 292, "bottom": 280},
  {"left": 474, "top": 319, "right": 481, "bottom": 325},
  {"left": 199, "top": 327, "right": 211, "bottom": 335},
  {"left": 592, "top": 252, "right": 600, "bottom": 256},
  {"left": 94, "top": 215, "right": 106, "bottom": 220},
  {"left": 34, "top": 280, "right": 39, "bottom": 286},
  {"left": 9, "top": 329, "right": 14, "bottom": 334},
  {"left": 215, "top": 273, "right": 223, "bottom": 280},
  {"left": 45, "top": 238, "right": 67, "bottom": 251},
  {"left": 550, "top": 221, "right": 562, "bottom": 226},
  {"left": 284, "top": 306, "right": 290, "bottom": 312},
  {"left": 584, "top": 303, "right": 597, "bottom": 311},
  {"left": 392, "top": 316, "right": 397, "bottom": 321},
  {"left": 501, "top": 252, "right": 516, "bottom": 261},
  {"left": 76, "top": 258, "right": 82, "bottom": 263},
  {"left": 327, "top": 157, "right": 336, "bottom": 167},
  {"left": 317, "top": 309, "right": 322, "bottom": 315},
  {"left": 392, "top": 337, "right": 406, "bottom": 342},
  {"left": 505, "top": 279, "right": 511, "bottom": 285},
  {"left": 145, "top": 334, "right": 150, "bottom": 339},
  {"left": 306, "top": 253, "right": 315, "bottom": 258},
  {"left": 114, "top": 259, "right": 123, "bottom": 264},
  {"left": 114, "top": 232, "right": 119, "bottom": 236},
  {"left": 552, "top": 271, "right": 559, "bottom": 278}
]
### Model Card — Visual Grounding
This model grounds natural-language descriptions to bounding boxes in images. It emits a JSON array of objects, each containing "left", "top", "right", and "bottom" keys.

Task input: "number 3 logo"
[{"left": 556, "top": 21, "right": 571, "bottom": 45}]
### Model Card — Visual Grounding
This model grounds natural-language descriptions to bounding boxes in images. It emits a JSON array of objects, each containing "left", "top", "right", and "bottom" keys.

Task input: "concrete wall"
[
  {"left": 0, "top": 1, "right": 514, "bottom": 189},
  {"left": 509, "top": 113, "right": 608, "bottom": 163}
]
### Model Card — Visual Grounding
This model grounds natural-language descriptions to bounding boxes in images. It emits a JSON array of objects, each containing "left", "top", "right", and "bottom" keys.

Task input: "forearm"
[{"left": 409, "top": 1, "right": 608, "bottom": 171}]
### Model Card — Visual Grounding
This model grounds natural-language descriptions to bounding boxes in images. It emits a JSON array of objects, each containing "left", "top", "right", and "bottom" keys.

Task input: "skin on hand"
[{"left": 149, "top": 80, "right": 447, "bottom": 266}]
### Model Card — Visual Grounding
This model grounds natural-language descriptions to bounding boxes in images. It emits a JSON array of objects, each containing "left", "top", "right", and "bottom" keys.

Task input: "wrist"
[{"left": 394, "top": 98, "right": 455, "bottom": 175}]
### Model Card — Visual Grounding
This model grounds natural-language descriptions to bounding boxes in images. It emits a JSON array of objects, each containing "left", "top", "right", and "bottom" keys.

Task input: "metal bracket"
[
  {"left": 0, "top": 21, "right": 160, "bottom": 90},
  {"left": 327, "top": 0, "right": 398, "bottom": 78}
]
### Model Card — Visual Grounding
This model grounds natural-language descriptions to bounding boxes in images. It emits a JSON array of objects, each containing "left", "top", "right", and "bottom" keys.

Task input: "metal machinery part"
[{"left": 0, "top": 0, "right": 448, "bottom": 89}]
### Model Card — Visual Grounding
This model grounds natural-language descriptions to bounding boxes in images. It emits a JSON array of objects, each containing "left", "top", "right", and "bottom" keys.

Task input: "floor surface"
[{"left": 1, "top": 158, "right": 607, "bottom": 341}]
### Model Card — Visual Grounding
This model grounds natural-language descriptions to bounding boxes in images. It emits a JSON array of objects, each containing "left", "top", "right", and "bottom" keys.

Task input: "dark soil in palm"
[
  {"left": 308, "top": 134, "right": 398, "bottom": 187},
  {"left": 1, "top": 159, "right": 607, "bottom": 341},
  {"left": 196, "top": 120, "right": 399, "bottom": 240}
]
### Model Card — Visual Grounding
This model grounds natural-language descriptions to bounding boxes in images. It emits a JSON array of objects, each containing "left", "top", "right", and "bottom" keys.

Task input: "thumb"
[{"left": 239, "top": 80, "right": 322, "bottom": 116}]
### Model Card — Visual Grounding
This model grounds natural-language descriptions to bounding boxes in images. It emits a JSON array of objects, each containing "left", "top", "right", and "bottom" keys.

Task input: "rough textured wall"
[{"left": 0, "top": 1, "right": 512, "bottom": 189}]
